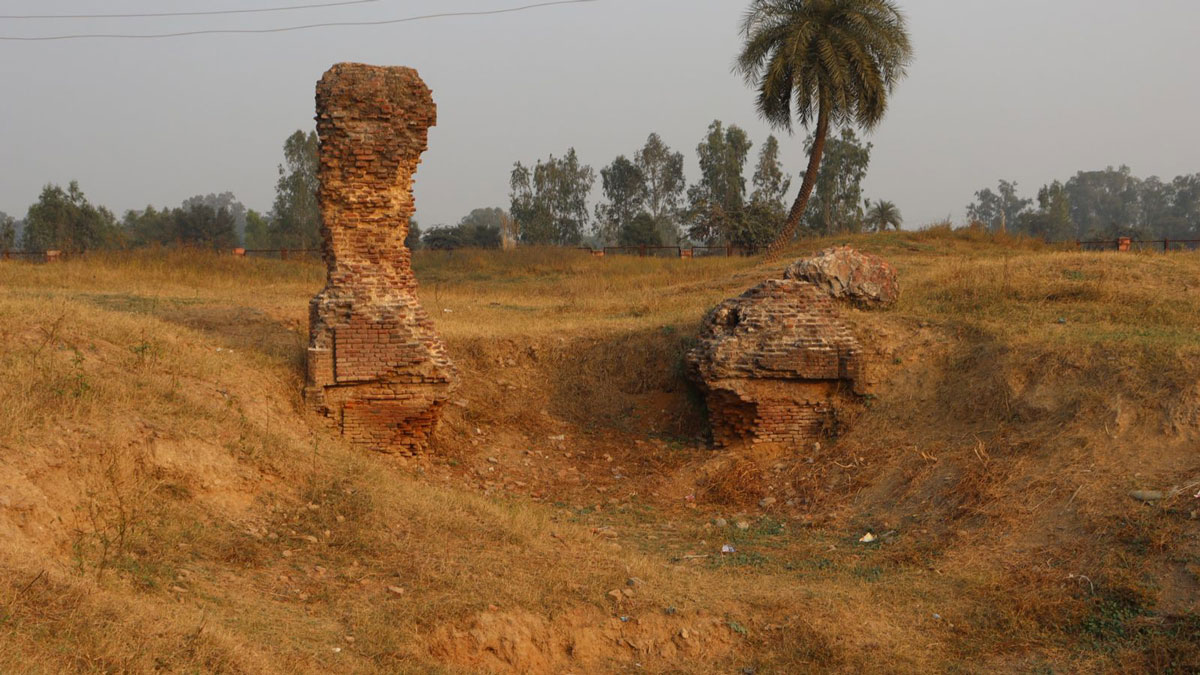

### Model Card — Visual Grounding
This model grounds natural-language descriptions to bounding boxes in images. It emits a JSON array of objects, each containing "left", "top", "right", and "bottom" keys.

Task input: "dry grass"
[{"left": 1, "top": 230, "right": 1198, "bottom": 673}]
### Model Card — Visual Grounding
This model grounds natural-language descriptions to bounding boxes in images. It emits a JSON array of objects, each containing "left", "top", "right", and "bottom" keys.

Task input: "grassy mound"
[{"left": 0, "top": 231, "right": 1197, "bottom": 673}]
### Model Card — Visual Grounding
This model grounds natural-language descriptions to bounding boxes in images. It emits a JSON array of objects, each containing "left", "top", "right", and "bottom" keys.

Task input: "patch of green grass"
[
  {"left": 1078, "top": 589, "right": 1151, "bottom": 650},
  {"left": 851, "top": 566, "right": 884, "bottom": 583}
]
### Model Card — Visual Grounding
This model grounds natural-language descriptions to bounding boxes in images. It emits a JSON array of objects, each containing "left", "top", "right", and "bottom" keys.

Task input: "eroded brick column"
[{"left": 305, "top": 63, "right": 458, "bottom": 455}]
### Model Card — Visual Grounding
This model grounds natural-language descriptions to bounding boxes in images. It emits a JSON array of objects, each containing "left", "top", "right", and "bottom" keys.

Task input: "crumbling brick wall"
[
  {"left": 688, "top": 279, "right": 865, "bottom": 449},
  {"left": 305, "top": 63, "right": 458, "bottom": 455}
]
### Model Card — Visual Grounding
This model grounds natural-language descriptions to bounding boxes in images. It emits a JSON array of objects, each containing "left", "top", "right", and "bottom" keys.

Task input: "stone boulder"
[
  {"left": 687, "top": 280, "right": 864, "bottom": 448},
  {"left": 784, "top": 246, "right": 899, "bottom": 308}
]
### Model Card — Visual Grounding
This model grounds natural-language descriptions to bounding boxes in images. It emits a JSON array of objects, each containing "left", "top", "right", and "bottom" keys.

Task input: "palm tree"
[
  {"left": 865, "top": 199, "right": 903, "bottom": 232},
  {"left": 737, "top": 0, "right": 912, "bottom": 257}
]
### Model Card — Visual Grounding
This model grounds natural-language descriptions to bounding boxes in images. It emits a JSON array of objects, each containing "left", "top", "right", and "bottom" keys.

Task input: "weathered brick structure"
[
  {"left": 690, "top": 248, "right": 898, "bottom": 449},
  {"left": 688, "top": 280, "right": 865, "bottom": 448},
  {"left": 305, "top": 63, "right": 457, "bottom": 455}
]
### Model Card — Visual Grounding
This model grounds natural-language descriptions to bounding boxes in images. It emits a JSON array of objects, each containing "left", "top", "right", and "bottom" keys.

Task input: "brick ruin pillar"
[{"left": 305, "top": 63, "right": 458, "bottom": 455}]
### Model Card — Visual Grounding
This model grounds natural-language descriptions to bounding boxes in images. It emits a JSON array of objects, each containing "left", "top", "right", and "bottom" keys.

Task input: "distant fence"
[
  {"left": 583, "top": 244, "right": 756, "bottom": 259},
  {"left": 0, "top": 248, "right": 322, "bottom": 263},
  {"left": 1076, "top": 237, "right": 1200, "bottom": 252},
  {"left": 236, "top": 248, "right": 321, "bottom": 260},
  {"left": 1, "top": 249, "right": 64, "bottom": 263}
]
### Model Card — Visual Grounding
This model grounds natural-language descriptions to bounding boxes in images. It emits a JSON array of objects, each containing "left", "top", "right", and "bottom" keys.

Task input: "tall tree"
[
  {"left": 421, "top": 225, "right": 461, "bottom": 251},
  {"left": 805, "top": 128, "right": 872, "bottom": 234},
  {"left": 23, "top": 181, "right": 122, "bottom": 252},
  {"left": 270, "top": 130, "right": 321, "bottom": 249},
  {"left": 0, "top": 212, "right": 16, "bottom": 251},
  {"left": 737, "top": 0, "right": 912, "bottom": 256},
  {"left": 1063, "top": 166, "right": 1142, "bottom": 238},
  {"left": 405, "top": 217, "right": 422, "bottom": 251},
  {"left": 183, "top": 192, "right": 247, "bottom": 242},
  {"left": 618, "top": 213, "right": 663, "bottom": 247},
  {"left": 864, "top": 199, "right": 903, "bottom": 231},
  {"left": 244, "top": 209, "right": 271, "bottom": 249},
  {"left": 721, "top": 135, "right": 794, "bottom": 250},
  {"left": 967, "top": 179, "right": 1031, "bottom": 232},
  {"left": 750, "top": 135, "right": 792, "bottom": 210},
  {"left": 1017, "top": 181, "right": 1073, "bottom": 241},
  {"left": 509, "top": 149, "right": 595, "bottom": 246},
  {"left": 685, "top": 121, "right": 753, "bottom": 245},
  {"left": 456, "top": 207, "right": 505, "bottom": 248},
  {"left": 174, "top": 203, "right": 238, "bottom": 249},
  {"left": 595, "top": 156, "right": 647, "bottom": 244},
  {"left": 635, "top": 133, "right": 687, "bottom": 244},
  {"left": 123, "top": 205, "right": 173, "bottom": 246},
  {"left": 1167, "top": 174, "right": 1200, "bottom": 239}
]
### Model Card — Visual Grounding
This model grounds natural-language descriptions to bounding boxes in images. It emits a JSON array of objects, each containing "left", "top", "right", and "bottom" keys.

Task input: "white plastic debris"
[
  {"left": 721, "top": 544, "right": 737, "bottom": 555},
  {"left": 859, "top": 533, "right": 877, "bottom": 543}
]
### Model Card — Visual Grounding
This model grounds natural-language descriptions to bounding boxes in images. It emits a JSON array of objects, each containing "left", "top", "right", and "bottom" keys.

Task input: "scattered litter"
[
  {"left": 549, "top": 434, "right": 566, "bottom": 442},
  {"left": 859, "top": 533, "right": 877, "bottom": 543},
  {"left": 620, "top": 616, "right": 631, "bottom": 623},
  {"left": 1130, "top": 490, "right": 1165, "bottom": 503},
  {"left": 721, "top": 544, "right": 737, "bottom": 555},
  {"left": 933, "top": 613, "right": 942, "bottom": 621},
  {"left": 443, "top": 308, "right": 453, "bottom": 313},
  {"left": 332, "top": 647, "right": 342, "bottom": 654}
]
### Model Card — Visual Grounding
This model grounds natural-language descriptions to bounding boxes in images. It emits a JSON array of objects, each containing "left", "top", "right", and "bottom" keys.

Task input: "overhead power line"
[
  {"left": 0, "top": 0, "right": 600, "bottom": 40},
  {"left": 1, "top": 0, "right": 386, "bottom": 20}
]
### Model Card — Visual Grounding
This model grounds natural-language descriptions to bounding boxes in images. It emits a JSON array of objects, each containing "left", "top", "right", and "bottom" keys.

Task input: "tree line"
[
  {"left": 967, "top": 167, "right": 1200, "bottom": 242},
  {"left": 1, "top": 130, "right": 323, "bottom": 254},
  {"left": 2, "top": 122, "right": 902, "bottom": 254},
  {"left": 505, "top": 123, "right": 900, "bottom": 251}
]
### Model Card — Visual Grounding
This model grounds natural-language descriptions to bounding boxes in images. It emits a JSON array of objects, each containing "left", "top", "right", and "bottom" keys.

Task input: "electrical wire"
[
  {"left": 1, "top": 0, "right": 386, "bottom": 21},
  {"left": 0, "top": 0, "right": 600, "bottom": 41}
]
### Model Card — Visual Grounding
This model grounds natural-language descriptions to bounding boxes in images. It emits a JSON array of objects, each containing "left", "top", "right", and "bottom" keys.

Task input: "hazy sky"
[{"left": 2, "top": 0, "right": 1199, "bottom": 230}]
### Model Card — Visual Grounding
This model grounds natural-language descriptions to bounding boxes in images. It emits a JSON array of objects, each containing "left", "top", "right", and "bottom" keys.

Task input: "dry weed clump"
[{"left": 700, "top": 456, "right": 769, "bottom": 507}]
